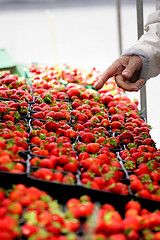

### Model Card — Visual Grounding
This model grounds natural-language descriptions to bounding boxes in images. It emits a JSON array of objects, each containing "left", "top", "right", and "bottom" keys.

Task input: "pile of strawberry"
[
  {"left": 0, "top": 65, "right": 160, "bottom": 205},
  {"left": 0, "top": 71, "right": 33, "bottom": 101},
  {"left": 0, "top": 184, "right": 160, "bottom": 240},
  {"left": 0, "top": 72, "right": 31, "bottom": 174}
]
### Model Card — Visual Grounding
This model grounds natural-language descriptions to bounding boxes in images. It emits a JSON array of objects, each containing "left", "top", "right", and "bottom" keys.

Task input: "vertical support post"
[
  {"left": 116, "top": 0, "right": 122, "bottom": 55},
  {"left": 155, "top": 0, "right": 160, "bottom": 10},
  {"left": 136, "top": 0, "right": 147, "bottom": 121}
]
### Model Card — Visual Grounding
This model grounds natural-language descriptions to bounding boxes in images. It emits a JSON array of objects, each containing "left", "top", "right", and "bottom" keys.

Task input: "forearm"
[{"left": 121, "top": 9, "right": 160, "bottom": 81}]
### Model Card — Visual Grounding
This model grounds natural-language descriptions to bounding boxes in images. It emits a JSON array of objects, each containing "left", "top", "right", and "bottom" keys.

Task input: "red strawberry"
[
  {"left": 81, "top": 132, "right": 95, "bottom": 143},
  {"left": 100, "top": 119, "right": 110, "bottom": 129},
  {"left": 142, "top": 138, "right": 155, "bottom": 146},
  {"left": 111, "top": 121, "right": 123, "bottom": 129},
  {"left": 106, "top": 233, "right": 126, "bottom": 240},
  {"left": 45, "top": 121, "right": 60, "bottom": 132},
  {"left": 105, "top": 137, "right": 120, "bottom": 149},
  {"left": 52, "top": 172, "right": 63, "bottom": 182},
  {"left": 111, "top": 113, "right": 124, "bottom": 122},
  {"left": 61, "top": 110, "right": 71, "bottom": 121},
  {"left": 100, "top": 94, "right": 113, "bottom": 106},
  {"left": 21, "top": 224, "right": 39, "bottom": 237},
  {"left": 119, "top": 131, "right": 133, "bottom": 143},
  {"left": 33, "top": 168, "right": 53, "bottom": 181},
  {"left": 150, "top": 171, "right": 160, "bottom": 182},
  {"left": 75, "top": 112, "right": 88, "bottom": 122},
  {"left": 53, "top": 112, "right": 64, "bottom": 121},
  {"left": 125, "top": 200, "right": 141, "bottom": 212},
  {"left": 63, "top": 161, "right": 78, "bottom": 173},
  {"left": 67, "top": 87, "right": 80, "bottom": 98},
  {"left": 130, "top": 178, "right": 144, "bottom": 192},
  {"left": 31, "top": 112, "right": 45, "bottom": 119},
  {"left": 64, "top": 129, "right": 77, "bottom": 140},
  {"left": 86, "top": 143, "right": 100, "bottom": 154},
  {"left": 46, "top": 222, "right": 61, "bottom": 235},
  {"left": 122, "top": 215, "right": 141, "bottom": 231}
]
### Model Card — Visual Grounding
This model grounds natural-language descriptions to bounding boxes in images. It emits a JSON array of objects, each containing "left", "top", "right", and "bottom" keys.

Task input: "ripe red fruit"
[
  {"left": 45, "top": 121, "right": 60, "bottom": 132},
  {"left": 119, "top": 131, "right": 134, "bottom": 143},
  {"left": 100, "top": 94, "right": 113, "bottom": 106},
  {"left": 21, "top": 224, "right": 39, "bottom": 237},
  {"left": 63, "top": 161, "right": 79, "bottom": 173},
  {"left": 110, "top": 121, "right": 123, "bottom": 129},
  {"left": 130, "top": 178, "right": 144, "bottom": 192},
  {"left": 125, "top": 200, "right": 141, "bottom": 212},
  {"left": 67, "top": 87, "right": 80, "bottom": 98},
  {"left": 107, "top": 233, "right": 126, "bottom": 240},
  {"left": 100, "top": 119, "right": 110, "bottom": 128},
  {"left": 64, "top": 129, "right": 77, "bottom": 139},
  {"left": 122, "top": 215, "right": 141, "bottom": 231},
  {"left": 81, "top": 132, "right": 95, "bottom": 143},
  {"left": 34, "top": 168, "right": 53, "bottom": 181},
  {"left": 86, "top": 143, "right": 100, "bottom": 154},
  {"left": 75, "top": 112, "right": 88, "bottom": 122}
]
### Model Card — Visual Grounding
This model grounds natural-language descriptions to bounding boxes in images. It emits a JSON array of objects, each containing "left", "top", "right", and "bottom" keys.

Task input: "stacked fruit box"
[{"left": 0, "top": 65, "right": 160, "bottom": 240}]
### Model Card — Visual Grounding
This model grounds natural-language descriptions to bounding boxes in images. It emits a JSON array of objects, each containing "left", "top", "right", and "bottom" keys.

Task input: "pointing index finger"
[{"left": 95, "top": 61, "right": 121, "bottom": 90}]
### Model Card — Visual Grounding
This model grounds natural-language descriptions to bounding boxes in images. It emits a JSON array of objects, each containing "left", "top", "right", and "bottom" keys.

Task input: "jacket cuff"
[{"left": 121, "top": 48, "right": 149, "bottom": 82}]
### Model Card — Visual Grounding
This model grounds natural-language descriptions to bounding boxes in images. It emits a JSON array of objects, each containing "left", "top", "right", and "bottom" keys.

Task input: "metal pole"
[
  {"left": 136, "top": 0, "right": 147, "bottom": 122},
  {"left": 116, "top": 0, "right": 122, "bottom": 55},
  {"left": 155, "top": 0, "right": 160, "bottom": 10}
]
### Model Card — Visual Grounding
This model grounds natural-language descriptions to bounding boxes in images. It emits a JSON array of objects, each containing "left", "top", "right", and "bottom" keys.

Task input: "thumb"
[
  {"left": 122, "top": 64, "right": 137, "bottom": 80},
  {"left": 122, "top": 56, "right": 142, "bottom": 80}
]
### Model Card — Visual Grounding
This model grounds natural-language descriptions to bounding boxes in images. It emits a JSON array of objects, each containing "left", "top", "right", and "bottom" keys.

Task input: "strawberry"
[
  {"left": 88, "top": 164, "right": 101, "bottom": 176},
  {"left": 31, "top": 112, "right": 45, "bottom": 119},
  {"left": 33, "top": 168, "right": 53, "bottom": 181},
  {"left": 110, "top": 121, "right": 123, "bottom": 129},
  {"left": 21, "top": 224, "right": 39, "bottom": 237},
  {"left": 122, "top": 215, "right": 141, "bottom": 232},
  {"left": 81, "top": 132, "right": 95, "bottom": 143},
  {"left": 52, "top": 172, "right": 64, "bottom": 182},
  {"left": 64, "top": 129, "right": 77, "bottom": 140},
  {"left": 100, "top": 94, "right": 113, "bottom": 106},
  {"left": 138, "top": 189, "right": 152, "bottom": 199},
  {"left": 106, "top": 233, "right": 126, "bottom": 240},
  {"left": 119, "top": 131, "right": 134, "bottom": 143},
  {"left": 63, "top": 159, "right": 79, "bottom": 173},
  {"left": 75, "top": 112, "right": 88, "bottom": 122},
  {"left": 111, "top": 113, "right": 124, "bottom": 122},
  {"left": 53, "top": 112, "right": 64, "bottom": 121},
  {"left": 74, "top": 123, "right": 84, "bottom": 131},
  {"left": 67, "top": 87, "right": 80, "bottom": 98},
  {"left": 150, "top": 171, "right": 160, "bottom": 182},
  {"left": 134, "top": 164, "right": 151, "bottom": 176},
  {"left": 130, "top": 178, "right": 144, "bottom": 192},
  {"left": 39, "top": 159, "right": 54, "bottom": 169},
  {"left": 93, "top": 177, "right": 106, "bottom": 189},
  {"left": 45, "top": 121, "right": 60, "bottom": 132},
  {"left": 60, "top": 110, "right": 71, "bottom": 121},
  {"left": 86, "top": 143, "right": 100, "bottom": 154},
  {"left": 105, "top": 137, "right": 120, "bottom": 149},
  {"left": 125, "top": 230, "right": 141, "bottom": 240},
  {"left": 46, "top": 222, "right": 61, "bottom": 235},
  {"left": 125, "top": 200, "right": 141, "bottom": 212},
  {"left": 142, "top": 138, "right": 155, "bottom": 146},
  {"left": 100, "top": 119, "right": 110, "bottom": 129}
]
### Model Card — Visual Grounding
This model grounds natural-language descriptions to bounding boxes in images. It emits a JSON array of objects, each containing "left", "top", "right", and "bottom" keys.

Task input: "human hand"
[{"left": 95, "top": 55, "right": 145, "bottom": 91}]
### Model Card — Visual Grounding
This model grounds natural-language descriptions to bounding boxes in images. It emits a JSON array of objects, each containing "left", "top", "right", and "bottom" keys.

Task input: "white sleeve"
[{"left": 122, "top": 9, "right": 160, "bottom": 81}]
